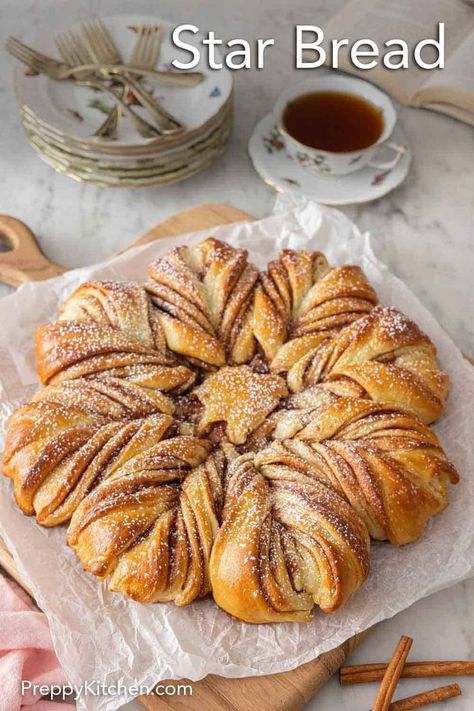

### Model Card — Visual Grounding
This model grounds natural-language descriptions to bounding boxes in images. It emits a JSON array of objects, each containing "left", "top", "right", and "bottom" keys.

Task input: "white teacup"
[{"left": 274, "top": 76, "right": 405, "bottom": 177}]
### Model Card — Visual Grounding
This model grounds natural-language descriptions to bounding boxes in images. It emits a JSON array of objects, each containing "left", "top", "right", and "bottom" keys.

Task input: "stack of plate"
[{"left": 14, "top": 15, "right": 233, "bottom": 188}]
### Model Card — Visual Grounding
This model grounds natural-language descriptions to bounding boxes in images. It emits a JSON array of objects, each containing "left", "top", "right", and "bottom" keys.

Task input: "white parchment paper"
[{"left": 1, "top": 194, "right": 473, "bottom": 711}]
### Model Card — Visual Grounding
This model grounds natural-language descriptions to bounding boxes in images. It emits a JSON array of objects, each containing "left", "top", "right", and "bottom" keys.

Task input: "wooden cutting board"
[
  {"left": 0, "top": 202, "right": 369, "bottom": 710},
  {"left": 0, "top": 204, "right": 252, "bottom": 286}
]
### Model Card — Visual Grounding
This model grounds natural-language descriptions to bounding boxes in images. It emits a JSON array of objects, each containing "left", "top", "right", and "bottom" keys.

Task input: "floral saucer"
[{"left": 248, "top": 113, "right": 412, "bottom": 205}]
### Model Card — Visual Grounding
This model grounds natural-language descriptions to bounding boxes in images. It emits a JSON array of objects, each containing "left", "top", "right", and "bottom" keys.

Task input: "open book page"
[
  {"left": 321, "top": 0, "right": 474, "bottom": 105},
  {"left": 413, "top": 33, "right": 474, "bottom": 123}
]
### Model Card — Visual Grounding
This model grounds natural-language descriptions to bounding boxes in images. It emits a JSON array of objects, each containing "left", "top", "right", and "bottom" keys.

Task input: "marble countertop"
[{"left": 1, "top": 1, "right": 473, "bottom": 709}]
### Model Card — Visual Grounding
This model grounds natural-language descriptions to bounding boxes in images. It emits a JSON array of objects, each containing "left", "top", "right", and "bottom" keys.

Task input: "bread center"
[{"left": 195, "top": 366, "right": 288, "bottom": 445}]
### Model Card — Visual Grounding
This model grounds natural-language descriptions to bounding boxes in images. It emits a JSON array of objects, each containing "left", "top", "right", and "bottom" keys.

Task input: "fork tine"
[
  {"left": 7, "top": 44, "right": 28, "bottom": 64},
  {"left": 7, "top": 44, "right": 33, "bottom": 67},
  {"left": 147, "top": 27, "right": 157, "bottom": 65},
  {"left": 7, "top": 36, "right": 52, "bottom": 65},
  {"left": 6, "top": 38, "right": 31, "bottom": 60},
  {"left": 134, "top": 27, "right": 149, "bottom": 65},
  {"left": 56, "top": 33, "right": 75, "bottom": 64},
  {"left": 148, "top": 27, "right": 161, "bottom": 67},
  {"left": 94, "top": 19, "right": 111, "bottom": 50},
  {"left": 82, "top": 20, "right": 109, "bottom": 63},
  {"left": 150, "top": 25, "right": 162, "bottom": 68},
  {"left": 95, "top": 18, "right": 119, "bottom": 59},
  {"left": 127, "top": 25, "right": 161, "bottom": 69},
  {"left": 55, "top": 34, "right": 72, "bottom": 64},
  {"left": 6, "top": 36, "right": 35, "bottom": 59},
  {"left": 57, "top": 30, "right": 86, "bottom": 65},
  {"left": 8, "top": 36, "right": 34, "bottom": 56},
  {"left": 6, "top": 41, "right": 44, "bottom": 71},
  {"left": 143, "top": 27, "right": 153, "bottom": 66},
  {"left": 71, "top": 29, "right": 93, "bottom": 63},
  {"left": 128, "top": 26, "right": 145, "bottom": 65},
  {"left": 84, "top": 18, "right": 118, "bottom": 64},
  {"left": 79, "top": 21, "right": 102, "bottom": 63}
]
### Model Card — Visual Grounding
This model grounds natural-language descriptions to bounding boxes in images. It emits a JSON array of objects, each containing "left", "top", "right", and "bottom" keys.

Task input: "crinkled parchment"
[{"left": 1, "top": 194, "right": 473, "bottom": 711}]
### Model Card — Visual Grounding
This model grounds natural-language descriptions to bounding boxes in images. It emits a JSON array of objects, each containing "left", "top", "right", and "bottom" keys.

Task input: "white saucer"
[{"left": 248, "top": 113, "right": 412, "bottom": 206}]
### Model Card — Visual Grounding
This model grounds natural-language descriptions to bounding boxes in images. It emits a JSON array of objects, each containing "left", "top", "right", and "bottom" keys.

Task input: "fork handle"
[
  {"left": 115, "top": 74, "right": 183, "bottom": 134},
  {"left": 76, "top": 80, "right": 162, "bottom": 139},
  {"left": 72, "top": 64, "right": 204, "bottom": 86},
  {"left": 108, "top": 66, "right": 204, "bottom": 86},
  {"left": 94, "top": 101, "right": 121, "bottom": 139}
]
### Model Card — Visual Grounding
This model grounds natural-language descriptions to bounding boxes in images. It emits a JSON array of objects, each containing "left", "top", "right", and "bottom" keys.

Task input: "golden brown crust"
[
  {"left": 68, "top": 445, "right": 224, "bottom": 605},
  {"left": 285, "top": 306, "right": 449, "bottom": 423},
  {"left": 267, "top": 260, "right": 378, "bottom": 370},
  {"left": 146, "top": 239, "right": 259, "bottom": 367},
  {"left": 35, "top": 281, "right": 195, "bottom": 393},
  {"left": 195, "top": 366, "right": 288, "bottom": 445},
  {"left": 268, "top": 395, "right": 458, "bottom": 544},
  {"left": 209, "top": 451, "right": 370, "bottom": 622},
  {"left": 2, "top": 240, "right": 458, "bottom": 623},
  {"left": 3, "top": 401, "right": 176, "bottom": 524},
  {"left": 252, "top": 250, "right": 329, "bottom": 362},
  {"left": 4, "top": 280, "right": 195, "bottom": 525}
]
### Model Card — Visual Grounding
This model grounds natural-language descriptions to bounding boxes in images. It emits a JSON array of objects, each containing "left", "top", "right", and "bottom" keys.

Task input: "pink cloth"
[{"left": 0, "top": 573, "right": 73, "bottom": 711}]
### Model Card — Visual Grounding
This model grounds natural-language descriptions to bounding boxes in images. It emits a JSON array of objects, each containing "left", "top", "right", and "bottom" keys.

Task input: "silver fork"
[
  {"left": 6, "top": 35, "right": 204, "bottom": 84},
  {"left": 97, "top": 25, "right": 163, "bottom": 140},
  {"left": 130, "top": 26, "right": 162, "bottom": 76},
  {"left": 55, "top": 32, "right": 162, "bottom": 139},
  {"left": 57, "top": 29, "right": 118, "bottom": 139},
  {"left": 6, "top": 36, "right": 75, "bottom": 77},
  {"left": 80, "top": 19, "right": 183, "bottom": 134},
  {"left": 8, "top": 35, "right": 162, "bottom": 139}
]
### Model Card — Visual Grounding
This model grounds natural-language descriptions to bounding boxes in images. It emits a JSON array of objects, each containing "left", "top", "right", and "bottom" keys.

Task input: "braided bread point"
[
  {"left": 256, "top": 250, "right": 377, "bottom": 368},
  {"left": 35, "top": 281, "right": 195, "bottom": 393},
  {"left": 209, "top": 450, "right": 370, "bottom": 623},
  {"left": 269, "top": 395, "right": 458, "bottom": 544},
  {"left": 68, "top": 445, "right": 227, "bottom": 605},
  {"left": 59, "top": 280, "right": 166, "bottom": 350},
  {"left": 285, "top": 305, "right": 449, "bottom": 424},
  {"left": 3, "top": 402, "right": 177, "bottom": 525},
  {"left": 147, "top": 238, "right": 259, "bottom": 368}
]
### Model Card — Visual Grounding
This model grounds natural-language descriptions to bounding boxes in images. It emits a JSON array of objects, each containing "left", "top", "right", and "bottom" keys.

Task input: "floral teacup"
[{"left": 274, "top": 76, "right": 405, "bottom": 177}]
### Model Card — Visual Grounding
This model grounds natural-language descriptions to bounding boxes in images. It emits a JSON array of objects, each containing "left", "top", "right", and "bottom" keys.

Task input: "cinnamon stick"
[
  {"left": 371, "top": 636, "right": 413, "bottom": 711},
  {"left": 387, "top": 683, "right": 461, "bottom": 710},
  {"left": 341, "top": 661, "right": 474, "bottom": 685}
]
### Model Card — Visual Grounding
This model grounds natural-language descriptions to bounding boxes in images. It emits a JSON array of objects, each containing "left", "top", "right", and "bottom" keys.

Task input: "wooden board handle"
[
  {"left": 0, "top": 215, "right": 66, "bottom": 287},
  {"left": 0, "top": 204, "right": 251, "bottom": 288}
]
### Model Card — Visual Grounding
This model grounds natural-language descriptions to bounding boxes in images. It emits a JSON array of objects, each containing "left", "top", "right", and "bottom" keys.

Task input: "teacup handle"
[{"left": 368, "top": 142, "right": 406, "bottom": 171}]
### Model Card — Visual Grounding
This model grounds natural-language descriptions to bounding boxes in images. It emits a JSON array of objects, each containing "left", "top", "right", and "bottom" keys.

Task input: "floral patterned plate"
[
  {"left": 27, "top": 129, "right": 230, "bottom": 188},
  {"left": 14, "top": 14, "right": 232, "bottom": 150},
  {"left": 19, "top": 98, "right": 232, "bottom": 165},
  {"left": 23, "top": 113, "right": 232, "bottom": 185},
  {"left": 248, "top": 113, "right": 412, "bottom": 206}
]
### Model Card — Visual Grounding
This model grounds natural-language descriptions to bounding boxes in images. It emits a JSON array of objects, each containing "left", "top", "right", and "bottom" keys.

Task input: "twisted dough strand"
[
  {"left": 68, "top": 446, "right": 227, "bottom": 605},
  {"left": 3, "top": 406, "right": 177, "bottom": 525},
  {"left": 210, "top": 450, "right": 370, "bottom": 622},
  {"left": 286, "top": 305, "right": 449, "bottom": 423},
  {"left": 147, "top": 239, "right": 259, "bottom": 368},
  {"left": 4, "top": 281, "right": 196, "bottom": 525},
  {"left": 258, "top": 250, "right": 378, "bottom": 367},
  {"left": 35, "top": 281, "right": 195, "bottom": 392},
  {"left": 268, "top": 395, "right": 458, "bottom": 544}
]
